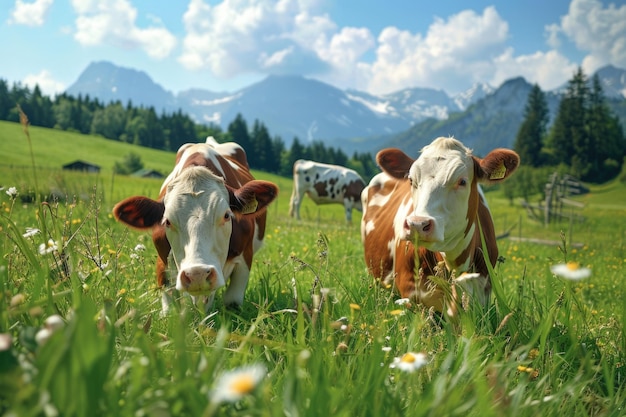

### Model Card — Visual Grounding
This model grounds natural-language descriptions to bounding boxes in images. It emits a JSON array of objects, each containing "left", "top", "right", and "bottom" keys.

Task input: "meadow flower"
[
  {"left": 210, "top": 364, "right": 267, "bottom": 404},
  {"left": 23, "top": 227, "right": 40, "bottom": 238},
  {"left": 10, "top": 293, "right": 25, "bottom": 307},
  {"left": 6, "top": 187, "right": 17, "bottom": 198},
  {"left": 134, "top": 243, "right": 146, "bottom": 252},
  {"left": 38, "top": 239, "right": 58, "bottom": 255},
  {"left": 0, "top": 333, "right": 12, "bottom": 351},
  {"left": 390, "top": 352, "right": 428, "bottom": 373},
  {"left": 551, "top": 262, "right": 591, "bottom": 281},
  {"left": 35, "top": 315, "right": 65, "bottom": 346},
  {"left": 395, "top": 298, "right": 410, "bottom": 306}
]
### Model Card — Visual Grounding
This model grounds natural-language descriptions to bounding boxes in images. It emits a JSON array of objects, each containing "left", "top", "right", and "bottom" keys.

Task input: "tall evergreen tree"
[
  {"left": 227, "top": 113, "right": 252, "bottom": 154},
  {"left": 514, "top": 84, "right": 548, "bottom": 167},
  {"left": 0, "top": 79, "right": 10, "bottom": 120},
  {"left": 271, "top": 136, "right": 286, "bottom": 174},
  {"left": 586, "top": 74, "right": 626, "bottom": 181},
  {"left": 546, "top": 67, "right": 589, "bottom": 173},
  {"left": 250, "top": 120, "right": 273, "bottom": 170},
  {"left": 282, "top": 137, "right": 305, "bottom": 176}
]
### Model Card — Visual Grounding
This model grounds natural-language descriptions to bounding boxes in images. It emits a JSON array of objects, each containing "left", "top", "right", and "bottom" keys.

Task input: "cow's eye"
[
  {"left": 224, "top": 212, "right": 232, "bottom": 221},
  {"left": 164, "top": 219, "right": 171, "bottom": 228},
  {"left": 457, "top": 178, "right": 468, "bottom": 187}
]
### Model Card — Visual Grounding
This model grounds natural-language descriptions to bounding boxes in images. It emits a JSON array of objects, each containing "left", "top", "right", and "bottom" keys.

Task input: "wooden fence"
[{"left": 521, "top": 172, "right": 587, "bottom": 226}]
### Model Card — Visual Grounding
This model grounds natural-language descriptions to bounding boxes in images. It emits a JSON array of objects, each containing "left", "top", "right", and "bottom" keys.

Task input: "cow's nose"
[
  {"left": 180, "top": 265, "right": 217, "bottom": 290},
  {"left": 405, "top": 216, "right": 435, "bottom": 237}
]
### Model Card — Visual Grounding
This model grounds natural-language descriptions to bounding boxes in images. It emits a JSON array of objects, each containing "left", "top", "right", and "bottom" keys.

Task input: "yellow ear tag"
[
  {"left": 489, "top": 162, "right": 506, "bottom": 180},
  {"left": 241, "top": 197, "right": 258, "bottom": 214}
]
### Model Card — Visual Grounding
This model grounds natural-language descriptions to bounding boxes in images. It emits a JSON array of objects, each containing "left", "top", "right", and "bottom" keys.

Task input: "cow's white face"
[
  {"left": 162, "top": 167, "right": 233, "bottom": 295},
  {"left": 403, "top": 140, "right": 475, "bottom": 252}
]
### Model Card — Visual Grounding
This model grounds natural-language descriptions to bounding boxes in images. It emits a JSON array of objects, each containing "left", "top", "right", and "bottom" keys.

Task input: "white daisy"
[
  {"left": 550, "top": 262, "right": 591, "bottom": 281},
  {"left": 23, "top": 227, "right": 40, "bottom": 238},
  {"left": 210, "top": 363, "right": 267, "bottom": 404},
  {"left": 5, "top": 187, "right": 17, "bottom": 198},
  {"left": 0, "top": 333, "right": 11, "bottom": 351},
  {"left": 38, "top": 239, "right": 58, "bottom": 255},
  {"left": 390, "top": 352, "right": 428, "bottom": 373},
  {"left": 35, "top": 314, "right": 65, "bottom": 346}
]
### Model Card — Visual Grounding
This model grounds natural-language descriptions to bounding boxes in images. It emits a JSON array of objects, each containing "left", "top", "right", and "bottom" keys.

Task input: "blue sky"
[{"left": 2, "top": 0, "right": 625, "bottom": 97}]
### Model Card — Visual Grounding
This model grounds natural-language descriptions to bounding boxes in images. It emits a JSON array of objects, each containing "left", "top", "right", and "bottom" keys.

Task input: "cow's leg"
[
  {"left": 222, "top": 263, "right": 251, "bottom": 308},
  {"left": 289, "top": 186, "right": 302, "bottom": 220},
  {"left": 454, "top": 273, "right": 490, "bottom": 308},
  {"left": 158, "top": 254, "right": 174, "bottom": 315},
  {"left": 344, "top": 201, "right": 353, "bottom": 223},
  {"left": 161, "top": 290, "right": 173, "bottom": 315}
]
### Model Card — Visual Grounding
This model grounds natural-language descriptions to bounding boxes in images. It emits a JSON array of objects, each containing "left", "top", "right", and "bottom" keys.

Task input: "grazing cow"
[
  {"left": 289, "top": 160, "right": 366, "bottom": 222},
  {"left": 361, "top": 137, "right": 519, "bottom": 316},
  {"left": 113, "top": 137, "right": 279, "bottom": 312}
]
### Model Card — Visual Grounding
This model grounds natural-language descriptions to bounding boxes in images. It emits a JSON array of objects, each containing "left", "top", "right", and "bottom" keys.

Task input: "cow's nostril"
[
  {"left": 422, "top": 221, "right": 432, "bottom": 232},
  {"left": 181, "top": 271, "right": 192, "bottom": 287},
  {"left": 206, "top": 268, "right": 216, "bottom": 284}
]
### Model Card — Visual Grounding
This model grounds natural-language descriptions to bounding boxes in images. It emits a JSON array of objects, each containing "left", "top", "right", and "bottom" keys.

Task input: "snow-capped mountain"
[
  {"left": 65, "top": 61, "right": 489, "bottom": 146},
  {"left": 65, "top": 61, "right": 178, "bottom": 111},
  {"left": 65, "top": 61, "right": 625, "bottom": 154},
  {"left": 453, "top": 82, "right": 494, "bottom": 110}
]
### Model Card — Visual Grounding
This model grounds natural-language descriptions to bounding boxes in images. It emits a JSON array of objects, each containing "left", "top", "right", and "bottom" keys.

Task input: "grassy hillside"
[
  {"left": 0, "top": 120, "right": 349, "bottom": 221},
  {"left": 0, "top": 120, "right": 176, "bottom": 174}
]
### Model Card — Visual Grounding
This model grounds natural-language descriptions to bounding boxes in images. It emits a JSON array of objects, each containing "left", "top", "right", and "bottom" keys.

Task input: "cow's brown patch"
[{"left": 314, "top": 180, "right": 329, "bottom": 197}]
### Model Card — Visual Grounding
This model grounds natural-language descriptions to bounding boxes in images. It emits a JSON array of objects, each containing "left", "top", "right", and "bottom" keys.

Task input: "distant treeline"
[{"left": 0, "top": 79, "right": 378, "bottom": 180}]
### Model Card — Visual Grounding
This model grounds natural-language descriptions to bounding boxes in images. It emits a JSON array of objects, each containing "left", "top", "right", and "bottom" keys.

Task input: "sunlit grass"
[{"left": 1, "top": 125, "right": 626, "bottom": 415}]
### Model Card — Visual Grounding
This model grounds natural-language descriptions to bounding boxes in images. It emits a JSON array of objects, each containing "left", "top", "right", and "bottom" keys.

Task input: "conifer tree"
[
  {"left": 514, "top": 84, "right": 548, "bottom": 167},
  {"left": 545, "top": 67, "right": 588, "bottom": 173},
  {"left": 227, "top": 113, "right": 252, "bottom": 155},
  {"left": 587, "top": 74, "right": 626, "bottom": 181},
  {"left": 250, "top": 120, "right": 273, "bottom": 170}
]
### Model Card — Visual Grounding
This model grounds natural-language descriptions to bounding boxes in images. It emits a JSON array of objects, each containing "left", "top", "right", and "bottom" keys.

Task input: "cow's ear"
[
  {"left": 474, "top": 149, "right": 520, "bottom": 183},
  {"left": 377, "top": 148, "right": 415, "bottom": 179},
  {"left": 228, "top": 180, "right": 279, "bottom": 215},
  {"left": 113, "top": 196, "right": 165, "bottom": 229}
]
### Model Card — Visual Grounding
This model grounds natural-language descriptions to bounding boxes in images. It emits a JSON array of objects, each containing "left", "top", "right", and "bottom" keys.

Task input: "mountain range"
[{"left": 66, "top": 61, "right": 626, "bottom": 157}]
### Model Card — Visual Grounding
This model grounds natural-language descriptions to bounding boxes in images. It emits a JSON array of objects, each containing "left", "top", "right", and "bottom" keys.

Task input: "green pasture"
[{"left": 1, "top": 121, "right": 626, "bottom": 416}]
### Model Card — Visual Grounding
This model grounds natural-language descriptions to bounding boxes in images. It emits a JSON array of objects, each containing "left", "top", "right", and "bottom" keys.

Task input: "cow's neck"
[{"left": 440, "top": 221, "right": 477, "bottom": 275}]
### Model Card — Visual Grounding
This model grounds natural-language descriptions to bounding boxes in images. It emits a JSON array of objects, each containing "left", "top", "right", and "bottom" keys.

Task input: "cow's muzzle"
[
  {"left": 404, "top": 215, "right": 436, "bottom": 241},
  {"left": 177, "top": 264, "right": 221, "bottom": 295}
]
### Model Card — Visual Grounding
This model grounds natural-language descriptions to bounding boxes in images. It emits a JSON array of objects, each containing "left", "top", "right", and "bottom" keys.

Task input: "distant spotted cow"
[
  {"left": 361, "top": 137, "right": 519, "bottom": 316},
  {"left": 113, "top": 137, "right": 279, "bottom": 312},
  {"left": 289, "top": 160, "right": 366, "bottom": 222}
]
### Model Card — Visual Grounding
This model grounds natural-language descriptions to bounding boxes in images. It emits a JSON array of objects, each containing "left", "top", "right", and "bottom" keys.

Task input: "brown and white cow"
[
  {"left": 113, "top": 137, "right": 279, "bottom": 312},
  {"left": 361, "top": 137, "right": 519, "bottom": 316},
  {"left": 289, "top": 160, "right": 365, "bottom": 222}
]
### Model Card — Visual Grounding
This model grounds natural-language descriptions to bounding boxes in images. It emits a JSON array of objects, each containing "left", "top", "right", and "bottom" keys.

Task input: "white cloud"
[
  {"left": 8, "top": 0, "right": 54, "bottom": 27},
  {"left": 175, "top": 1, "right": 619, "bottom": 96},
  {"left": 363, "top": 6, "right": 510, "bottom": 94},
  {"left": 179, "top": 0, "right": 335, "bottom": 76},
  {"left": 23, "top": 70, "right": 65, "bottom": 95},
  {"left": 491, "top": 48, "right": 577, "bottom": 91},
  {"left": 557, "top": 0, "right": 626, "bottom": 74},
  {"left": 71, "top": 0, "right": 176, "bottom": 59}
]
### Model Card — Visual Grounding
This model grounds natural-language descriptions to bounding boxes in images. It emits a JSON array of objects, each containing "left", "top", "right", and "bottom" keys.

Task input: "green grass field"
[{"left": 1, "top": 120, "right": 626, "bottom": 416}]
